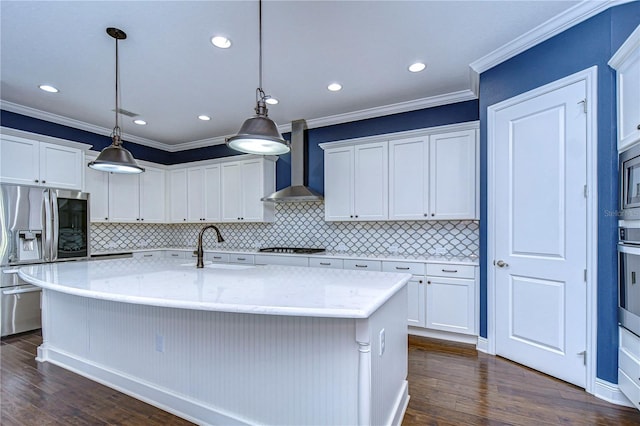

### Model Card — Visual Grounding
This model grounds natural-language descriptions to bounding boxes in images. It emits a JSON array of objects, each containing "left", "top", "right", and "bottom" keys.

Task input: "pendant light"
[
  {"left": 88, "top": 27, "right": 145, "bottom": 174},
  {"left": 226, "top": 0, "right": 290, "bottom": 155}
]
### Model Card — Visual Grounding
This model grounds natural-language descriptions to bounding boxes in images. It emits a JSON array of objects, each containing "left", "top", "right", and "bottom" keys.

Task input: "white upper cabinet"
[
  {"left": 389, "top": 137, "right": 429, "bottom": 220},
  {"left": 86, "top": 153, "right": 166, "bottom": 223},
  {"left": 0, "top": 135, "right": 84, "bottom": 190},
  {"left": 323, "top": 123, "right": 478, "bottom": 222},
  {"left": 139, "top": 166, "right": 166, "bottom": 223},
  {"left": 220, "top": 158, "right": 275, "bottom": 222},
  {"left": 187, "top": 167, "right": 205, "bottom": 222},
  {"left": 85, "top": 157, "right": 110, "bottom": 222},
  {"left": 169, "top": 169, "right": 188, "bottom": 223},
  {"left": 324, "top": 142, "right": 388, "bottom": 221},
  {"left": 204, "top": 164, "right": 221, "bottom": 222},
  {"left": 429, "top": 129, "right": 477, "bottom": 219},
  {"left": 610, "top": 25, "right": 640, "bottom": 151}
]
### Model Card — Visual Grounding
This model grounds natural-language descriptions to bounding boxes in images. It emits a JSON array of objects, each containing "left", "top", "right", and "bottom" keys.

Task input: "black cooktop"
[{"left": 259, "top": 247, "right": 326, "bottom": 254}]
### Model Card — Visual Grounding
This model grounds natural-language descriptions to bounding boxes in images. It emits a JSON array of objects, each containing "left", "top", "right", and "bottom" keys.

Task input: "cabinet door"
[
  {"left": 389, "top": 137, "right": 429, "bottom": 220},
  {"left": 169, "top": 169, "right": 187, "bottom": 223},
  {"left": 0, "top": 136, "right": 40, "bottom": 185},
  {"left": 241, "top": 160, "right": 264, "bottom": 221},
  {"left": 204, "top": 164, "right": 221, "bottom": 222},
  {"left": 324, "top": 146, "right": 354, "bottom": 221},
  {"left": 221, "top": 162, "right": 243, "bottom": 221},
  {"left": 425, "top": 276, "right": 475, "bottom": 335},
  {"left": 39, "top": 142, "right": 83, "bottom": 190},
  {"left": 407, "top": 276, "right": 426, "bottom": 327},
  {"left": 187, "top": 167, "right": 205, "bottom": 222},
  {"left": 139, "top": 166, "right": 165, "bottom": 222},
  {"left": 429, "top": 130, "right": 476, "bottom": 219},
  {"left": 617, "top": 48, "right": 640, "bottom": 150},
  {"left": 354, "top": 142, "right": 388, "bottom": 220},
  {"left": 108, "top": 173, "right": 140, "bottom": 222},
  {"left": 85, "top": 159, "right": 110, "bottom": 222}
]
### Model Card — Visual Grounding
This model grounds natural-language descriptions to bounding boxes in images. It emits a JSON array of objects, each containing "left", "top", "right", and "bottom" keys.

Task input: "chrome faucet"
[{"left": 195, "top": 225, "right": 225, "bottom": 268}]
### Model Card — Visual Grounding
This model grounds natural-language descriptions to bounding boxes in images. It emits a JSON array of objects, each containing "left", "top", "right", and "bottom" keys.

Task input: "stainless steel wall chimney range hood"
[{"left": 261, "top": 119, "right": 324, "bottom": 203}]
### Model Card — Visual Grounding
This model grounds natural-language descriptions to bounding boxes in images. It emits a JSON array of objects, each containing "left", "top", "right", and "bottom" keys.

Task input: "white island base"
[{"left": 37, "top": 288, "right": 408, "bottom": 425}]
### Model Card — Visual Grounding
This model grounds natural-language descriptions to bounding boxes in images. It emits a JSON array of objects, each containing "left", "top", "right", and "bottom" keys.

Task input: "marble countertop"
[
  {"left": 19, "top": 257, "right": 411, "bottom": 319},
  {"left": 92, "top": 247, "right": 479, "bottom": 265}
]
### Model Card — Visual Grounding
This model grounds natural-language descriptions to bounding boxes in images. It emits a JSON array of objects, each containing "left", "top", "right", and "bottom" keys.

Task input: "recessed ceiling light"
[
  {"left": 133, "top": 119, "right": 147, "bottom": 125},
  {"left": 211, "top": 36, "right": 231, "bottom": 49},
  {"left": 265, "top": 96, "right": 278, "bottom": 105},
  {"left": 39, "top": 84, "right": 59, "bottom": 93},
  {"left": 327, "top": 83, "right": 342, "bottom": 92},
  {"left": 408, "top": 62, "right": 426, "bottom": 73},
  {"left": 198, "top": 115, "right": 211, "bottom": 121}
]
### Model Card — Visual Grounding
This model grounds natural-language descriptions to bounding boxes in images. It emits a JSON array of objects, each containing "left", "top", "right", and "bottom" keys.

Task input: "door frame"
[{"left": 486, "top": 66, "right": 598, "bottom": 394}]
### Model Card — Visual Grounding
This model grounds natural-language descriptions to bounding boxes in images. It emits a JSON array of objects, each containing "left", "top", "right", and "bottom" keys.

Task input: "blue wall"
[
  {"left": 1, "top": 100, "right": 478, "bottom": 194},
  {"left": 479, "top": 2, "right": 640, "bottom": 383}
]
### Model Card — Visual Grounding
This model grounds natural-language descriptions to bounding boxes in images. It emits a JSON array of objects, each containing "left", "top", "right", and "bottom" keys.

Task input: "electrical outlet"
[
  {"left": 435, "top": 246, "right": 447, "bottom": 255},
  {"left": 155, "top": 334, "right": 164, "bottom": 353},
  {"left": 379, "top": 329, "right": 385, "bottom": 356},
  {"left": 388, "top": 244, "right": 399, "bottom": 254},
  {"left": 336, "top": 243, "right": 347, "bottom": 252}
]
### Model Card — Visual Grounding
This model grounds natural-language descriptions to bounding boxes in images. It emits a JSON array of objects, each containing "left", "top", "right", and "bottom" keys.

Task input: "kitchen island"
[{"left": 19, "top": 257, "right": 411, "bottom": 426}]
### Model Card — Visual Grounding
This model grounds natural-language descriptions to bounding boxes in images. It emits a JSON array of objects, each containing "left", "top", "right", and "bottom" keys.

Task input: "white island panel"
[{"left": 22, "top": 258, "right": 410, "bottom": 426}]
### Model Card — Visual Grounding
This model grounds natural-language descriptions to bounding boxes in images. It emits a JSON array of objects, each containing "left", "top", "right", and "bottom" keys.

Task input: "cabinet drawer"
[
  {"left": 382, "top": 261, "right": 425, "bottom": 275},
  {"left": 164, "top": 250, "right": 186, "bottom": 259},
  {"left": 621, "top": 327, "right": 640, "bottom": 359},
  {"left": 309, "top": 258, "right": 344, "bottom": 269},
  {"left": 619, "top": 368, "right": 640, "bottom": 410},
  {"left": 133, "top": 251, "right": 161, "bottom": 259},
  {"left": 620, "top": 347, "right": 640, "bottom": 387},
  {"left": 207, "top": 253, "right": 230, "bottom": 263},
  {"left": 255, "top": 255, "right": 309, "bottom": 267},
  {"left": 343, "top": 259, "right": 382, "bottom": 271},
  {"left": 228, "top": 254, "right": 254, "bottom": 264},
  {"left": 426, "top": 263, "right": 475, "bottom": 279}
]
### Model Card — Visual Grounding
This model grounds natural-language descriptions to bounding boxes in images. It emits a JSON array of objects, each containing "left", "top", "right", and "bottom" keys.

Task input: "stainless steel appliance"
[
  {"left": 0, "top": 184, "right": 90, "bottom": 336},
  {"left": 259, "top": 247, "right": 325, "bottom": 254},
  {"left": 619, "top": 226, "right": 640, "bottom": 337},
  {"left": 620, "top": 144, "right": 640, "bottom": 220}
]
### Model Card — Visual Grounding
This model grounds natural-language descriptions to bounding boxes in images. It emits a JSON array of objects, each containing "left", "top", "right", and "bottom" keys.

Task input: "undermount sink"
[{"left": 180, "top": 262, "right": 255, "bottom": 270}]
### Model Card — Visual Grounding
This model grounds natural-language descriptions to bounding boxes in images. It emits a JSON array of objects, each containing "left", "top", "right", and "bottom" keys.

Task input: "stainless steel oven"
[
  {"left": 620, "top": 144, "right": 640, "bottom": 220},
  {"left": 619, "top": 226, "right": 640, "bottom": 337}
]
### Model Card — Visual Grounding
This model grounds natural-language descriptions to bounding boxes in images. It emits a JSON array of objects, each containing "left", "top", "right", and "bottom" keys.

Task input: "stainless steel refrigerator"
[{"left": 0, "top": 183, "right": 90, "bottom": 336}]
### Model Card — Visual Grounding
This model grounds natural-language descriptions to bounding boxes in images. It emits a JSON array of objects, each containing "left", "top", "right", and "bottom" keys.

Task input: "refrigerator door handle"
[
  {"left": 50, "top": 190, "right": 59, "bottom": 262},
  {"left": 42, "top": 189, "right": 52, "bottom": 262}
]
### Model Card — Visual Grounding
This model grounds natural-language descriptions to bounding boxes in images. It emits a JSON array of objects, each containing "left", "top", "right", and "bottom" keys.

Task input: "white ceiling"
[{"left": 1, "top": 0, "right": 586, "bottom": 149}]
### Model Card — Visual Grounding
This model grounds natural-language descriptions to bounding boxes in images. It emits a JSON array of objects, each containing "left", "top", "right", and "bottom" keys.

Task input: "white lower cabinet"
[
  {"left": 255, "top": 255, "right": 309, "bottom": 267},
  {"left": 425, "top": 264, "right": 476, "bottom": 335},
  {"left": 407, "top": 276, "right": 426, "bottom": 327},
  {"left": 619, "top": 326, "right": 640, "bottom": 410},
  {"left": 309, "top": 258, "right": 344, "bottom": 269}
]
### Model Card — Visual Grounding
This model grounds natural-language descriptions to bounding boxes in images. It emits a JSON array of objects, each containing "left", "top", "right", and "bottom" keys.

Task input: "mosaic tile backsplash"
[{"left": 91, "top": 203, "right": 479, "bottom": 257}]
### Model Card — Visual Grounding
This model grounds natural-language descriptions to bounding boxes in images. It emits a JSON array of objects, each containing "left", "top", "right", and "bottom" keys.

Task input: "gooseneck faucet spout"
[{"left": 196, "top": 225, "right": 225, "bottom": 268}]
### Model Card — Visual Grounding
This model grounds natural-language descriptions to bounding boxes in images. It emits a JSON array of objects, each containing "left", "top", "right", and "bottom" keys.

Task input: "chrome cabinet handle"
[
  {"left": 320, "top": 262, "right": 331, "bottom": 266},
  {"left": 237, "top": 257, "right": 246, "bottom": 261},
  {"left": 395, "top": 267, "right": 410, "bottom": 270},
  {"left": 495, "top": 260, "right": 509, "bottom": 268},
  {"left": 441, "top": 269, "right": 458, "bottom": 273},
  {"left": 355, "top": 264, "right": 367, "bottom": 268}
]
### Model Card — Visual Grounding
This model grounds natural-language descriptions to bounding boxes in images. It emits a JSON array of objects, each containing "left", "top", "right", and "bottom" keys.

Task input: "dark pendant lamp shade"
[
  {"left": 88, "top": 27, "right": 144, "bottom": 174},
  {"left": 88, "top": 136, "right": 145, "bottom": 174},
  {"left": 226, "top": 0, "right": 290, "bottom": 156},
  {"left": 226, "top": 114, "right": 290, "bottom": 155}
]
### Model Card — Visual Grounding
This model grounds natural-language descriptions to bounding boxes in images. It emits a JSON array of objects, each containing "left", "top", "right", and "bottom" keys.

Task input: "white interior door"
[{"left": 492, "top": 79, "right": 587, "bottom": 388}]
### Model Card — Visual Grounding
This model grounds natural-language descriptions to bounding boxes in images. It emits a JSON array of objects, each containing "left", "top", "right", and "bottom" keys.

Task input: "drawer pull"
[
  {"left": 442, "top": 269, "right": 458, "bottom": 273},
  {"left": 237, "top": 257, "right": 246, "bottom": 261},
  {"left": 320, "top": 262, "right": 331, "bottom": 266},
  {"left": 171, "top": 254, "right": 179, "bottom": 257},
  {"left": 355, "top": 264, "right": 368, "bottom": 268},
  {"left": 213, "top": 256, "right": 222, "bottom": 259},
  {"left": 395, "top": 267, "right": 410, "bottom": 270},
  {"left": 143, "top": 254, "right": 153, "bottom": 257}
]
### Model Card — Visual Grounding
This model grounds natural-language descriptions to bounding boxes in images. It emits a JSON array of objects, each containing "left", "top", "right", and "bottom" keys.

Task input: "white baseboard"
[
  {"left": 476, "top": 336, "right": 489, "bottom": 353},
  {"left": 408, "top": 327, "right": 478, "bottom": 345},
  {"left": 38, "top": 344, "right": 250, "bottom": 426},
  {"left": 390, "top": 381, "right": 410, "bottom": 426},
  {"left": 594, "top": 378, "right": 634, "bottom": 408}
]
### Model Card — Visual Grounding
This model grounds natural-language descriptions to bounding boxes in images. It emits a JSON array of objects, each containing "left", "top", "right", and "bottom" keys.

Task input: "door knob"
[{"left": 495, "top": 260, "right": 509, "bottom": 268}]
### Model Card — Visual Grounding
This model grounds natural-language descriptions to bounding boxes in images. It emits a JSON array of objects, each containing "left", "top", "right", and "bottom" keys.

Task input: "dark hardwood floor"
[{"left": 2, "top": 331, "right": 640, "bottom": 425}]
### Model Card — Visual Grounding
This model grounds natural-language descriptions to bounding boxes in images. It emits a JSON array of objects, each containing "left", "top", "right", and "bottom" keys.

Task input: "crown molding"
[
  {"left": 469, "top": 0, "right": 623, "bottom": 77},
  {"left": 0, "top": 100, "right": 170, "bottom": 150}
]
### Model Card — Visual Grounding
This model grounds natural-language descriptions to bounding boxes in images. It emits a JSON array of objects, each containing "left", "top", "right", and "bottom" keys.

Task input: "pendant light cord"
[
  {"left": 258, "top": 0, "right": 262, "bottom": 91},
  {"left": 113, "top": 34, "right": 122, "bottom": 144}
]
